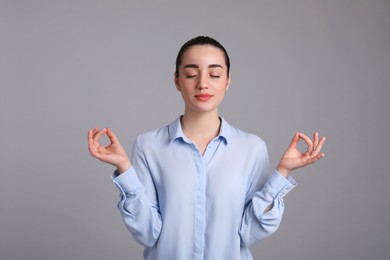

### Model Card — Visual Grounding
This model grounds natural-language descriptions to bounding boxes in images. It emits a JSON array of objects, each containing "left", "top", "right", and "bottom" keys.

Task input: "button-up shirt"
[{"left": 113, "top": 116, "right": 296, "bottom": 260}]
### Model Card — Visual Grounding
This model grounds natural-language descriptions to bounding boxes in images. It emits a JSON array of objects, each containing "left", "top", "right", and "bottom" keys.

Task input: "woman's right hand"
[{"left": 88, "top": 127, "right": 131, "bottom": 173}]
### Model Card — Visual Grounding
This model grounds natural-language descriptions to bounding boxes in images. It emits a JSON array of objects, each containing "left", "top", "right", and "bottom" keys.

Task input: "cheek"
[
  {"left": 179, "top": 86, "right": 194, "bottom": 99},
  {"left": 215, "top": 90, "right": 226, "bottom": 103},
  {"left": 178, "top": 78, "right": 193, "bottom": 89}
]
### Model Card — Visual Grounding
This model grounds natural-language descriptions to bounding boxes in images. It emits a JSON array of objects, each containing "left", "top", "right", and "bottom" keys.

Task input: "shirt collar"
[{"left": 168, "top": 116, "right": 230, "bottom": 145}]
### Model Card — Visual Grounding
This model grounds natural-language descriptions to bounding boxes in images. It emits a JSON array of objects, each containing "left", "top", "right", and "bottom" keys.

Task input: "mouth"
[{"left": 194, "top": 94, "right": 213, "bottom": 101}]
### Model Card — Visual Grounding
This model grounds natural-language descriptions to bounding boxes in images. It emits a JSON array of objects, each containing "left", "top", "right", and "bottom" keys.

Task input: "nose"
[{"left": 196, "top": 73, "right": 209, "bottom": 89}]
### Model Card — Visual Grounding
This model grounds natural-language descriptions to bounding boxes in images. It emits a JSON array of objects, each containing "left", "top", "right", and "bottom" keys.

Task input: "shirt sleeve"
[
  {"left": 112, "top": 136, "right": 162, "bottom": 247},
  {"left": 239, "top": 156, "right": 296, "bottom": 246}
]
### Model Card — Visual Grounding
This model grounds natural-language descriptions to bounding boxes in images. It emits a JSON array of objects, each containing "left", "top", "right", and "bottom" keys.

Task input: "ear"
[
  {"left": 174, "top": 72, "right": 181, "bottom": 92},
  {"left": 225, "top": 73, "right": 231, "bottom": 91}
]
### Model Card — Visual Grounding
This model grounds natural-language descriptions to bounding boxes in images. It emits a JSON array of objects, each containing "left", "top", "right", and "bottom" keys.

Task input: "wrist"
[
  {"left": 117, "top": 161, "right": 132, "bottom": 174},
  {"left": 276, "top": 165, "right": 290, "bottom": 178}
]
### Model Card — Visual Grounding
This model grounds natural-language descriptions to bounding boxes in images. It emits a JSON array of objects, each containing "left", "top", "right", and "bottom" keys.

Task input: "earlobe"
[
  {"left": 174, "top": 73, "right": 181, "bottom": 91},
  {"left": 226, "top": 74, "right": 231, "bottom": 91}
]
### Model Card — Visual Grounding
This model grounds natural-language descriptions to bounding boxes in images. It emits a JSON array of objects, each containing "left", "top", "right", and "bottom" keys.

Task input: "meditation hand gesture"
[
  {"left": 277, "top": 132, "right": 326, "bottom": 177},
  {"left": 88, "top": 128, "right": 131, "bottom": 173}
]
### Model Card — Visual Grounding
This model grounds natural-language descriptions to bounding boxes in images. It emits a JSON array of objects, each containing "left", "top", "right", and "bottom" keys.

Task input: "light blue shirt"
[{"left": 112, "top": 116, "right": 296, "bottom": 260}]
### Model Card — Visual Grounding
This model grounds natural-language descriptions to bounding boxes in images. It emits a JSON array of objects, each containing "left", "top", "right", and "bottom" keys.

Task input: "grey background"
[{"left": 1, "top": 0, "right": 389, "bottom": 259}]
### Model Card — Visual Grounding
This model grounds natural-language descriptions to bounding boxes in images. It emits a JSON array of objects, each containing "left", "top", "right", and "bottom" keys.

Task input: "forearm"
[
  {"left": 112, "top": 168, "right": 162, "bottom": 246},
  {"left": 239, "top": 171, "right": 296, "bottom": 247}
]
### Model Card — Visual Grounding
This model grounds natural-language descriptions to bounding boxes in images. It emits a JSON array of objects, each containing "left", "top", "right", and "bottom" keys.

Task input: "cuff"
[
  {"left": 112, "top": 167, "right": 144, "bottom": 195},
  {"left": 262, "top": 170, "right": 297, "bottom": 201}
]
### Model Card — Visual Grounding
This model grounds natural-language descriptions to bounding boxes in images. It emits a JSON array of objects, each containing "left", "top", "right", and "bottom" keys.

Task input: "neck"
[{"left": 181, "top": 110, "right": 221, "bottom": 142}]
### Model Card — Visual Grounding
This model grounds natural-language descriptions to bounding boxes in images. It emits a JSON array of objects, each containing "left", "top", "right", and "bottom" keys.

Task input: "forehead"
[{"left": 180, "top": 45, "right": 226, "bottom": 66}]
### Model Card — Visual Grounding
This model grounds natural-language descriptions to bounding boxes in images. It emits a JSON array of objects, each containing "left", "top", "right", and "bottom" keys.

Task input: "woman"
[{"left": 88, "top": 36, "right": 326, "bottom": 260}]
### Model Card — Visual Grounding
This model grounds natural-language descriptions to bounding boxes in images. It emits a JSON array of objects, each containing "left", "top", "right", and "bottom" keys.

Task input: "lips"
[{"left": 195, "top": 94, "right": 213, "bottom": 101}]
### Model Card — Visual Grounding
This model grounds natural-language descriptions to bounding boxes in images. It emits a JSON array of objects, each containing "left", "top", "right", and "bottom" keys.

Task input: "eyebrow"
[{"left": 183, "top": 64, "right": 224, "bottom": 69}]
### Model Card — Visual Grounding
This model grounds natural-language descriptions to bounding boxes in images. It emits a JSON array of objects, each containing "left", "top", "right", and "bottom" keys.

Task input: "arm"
[
  {"left": 239, "top": 142, "right": 296, "bottom": 247},
  {"left": 88, "top": 128, "right": 162, "bottom": 246},
  {"left": 239, "top": 132, "right": 326, "bottom": 246},
  {"left": 113, "top": 136, "right": 162, "bottom": 246}
]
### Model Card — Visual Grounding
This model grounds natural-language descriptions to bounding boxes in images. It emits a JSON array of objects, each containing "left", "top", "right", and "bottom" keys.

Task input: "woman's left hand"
[{"left": 277, "top": 132, "right": 326, "bottom": 178}]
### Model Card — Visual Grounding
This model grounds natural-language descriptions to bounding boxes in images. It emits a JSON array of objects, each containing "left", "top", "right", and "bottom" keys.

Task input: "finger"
[
  {"left": 312, "top": 136, "right": 326, "bottom": 157},
  {"left": 93, "top": 128, "right": 108, "bottom": 148},
  {"left": 90, "top": 127, "right": 99, "bottom": 137},
  {"left": 88, "top": 128, "right": 109, "bottom": 160},
  {"left": 88, "top": 130, "right": 95, "bottom": 152},
  {"left": 88, "top": 141, "right": 99, "bottom": 157},
  {"left": 299, "top": 132, "right": 314, "bottom": 153},
  {"left": 91, "top": 128, "right": 100, "bottom": 144},
  {"left": 88, "top": 129, "right": 93, "bottom": 143},
  {"left": 89, "top": 146, "right": 106, "bottom": 161},
  {"left": 88, "top": 136, "right": 101, "bottom": 158},
  {"left": 289, "top": 132, "right": 300, "bottom": 148},
  {"left": 88, "top": 129, "right": 99, "bottom": 149},
  {"left": 92, "top": 127, "right": 103, "bottom": 139},
  {"left": 306, "top": 152, "right": 325, "bottom": 165},
  {"left": 89, "top": 138, "right": 109, "bottom": 160},
  {"left": 106, "top": 128, "right": 120, "bottom": 144},
  {"left": 89, "top": 128, "right": 105, "bottom": 153},
  {"left": 313, "top": 132, "right": 319, "bottom": 149},
  {"left": 89, "top": 127, "right": 100, "bottom": 139}
]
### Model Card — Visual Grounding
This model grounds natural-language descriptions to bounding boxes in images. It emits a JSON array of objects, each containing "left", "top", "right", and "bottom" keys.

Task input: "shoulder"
[
  {"left": 224, "top": 123, "right": 269, "bottom": 161},
  {"left": 228, "top": 124, "right": 267, "bottom": 149},
  {"left": 133, "top": 124, "right": 170, "bottom": 151},
  {"left": 225, "top": 123, "right": 270, "bottom": 168}
]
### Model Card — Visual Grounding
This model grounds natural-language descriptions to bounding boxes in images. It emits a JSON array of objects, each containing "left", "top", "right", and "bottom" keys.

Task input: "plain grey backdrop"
[{"left": 1, "top": 0, "right": 389, "bottom": 259}]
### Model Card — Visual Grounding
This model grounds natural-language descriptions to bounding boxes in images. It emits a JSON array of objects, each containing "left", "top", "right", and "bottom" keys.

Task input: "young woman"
[{"left": 88, "top": 36, "right": 326, "bottom": 260}]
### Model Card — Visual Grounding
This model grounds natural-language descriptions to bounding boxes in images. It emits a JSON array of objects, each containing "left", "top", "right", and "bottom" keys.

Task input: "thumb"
[
  {"left": 106, "top": 128, "right": 120, "bottom": 144},
  {"left": 289, "top": 132, "right": 300, "bottom": 148}
]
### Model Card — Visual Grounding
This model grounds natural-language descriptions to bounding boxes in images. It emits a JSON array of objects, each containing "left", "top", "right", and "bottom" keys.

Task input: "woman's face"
[{"left": 174, "top": 44, "right": 230, "bottom": 115}]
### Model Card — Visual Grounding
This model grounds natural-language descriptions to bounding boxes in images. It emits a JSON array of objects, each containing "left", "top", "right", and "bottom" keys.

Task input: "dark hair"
[{"left": 175, "top": 36, "right": 230, "bottom": 77}]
